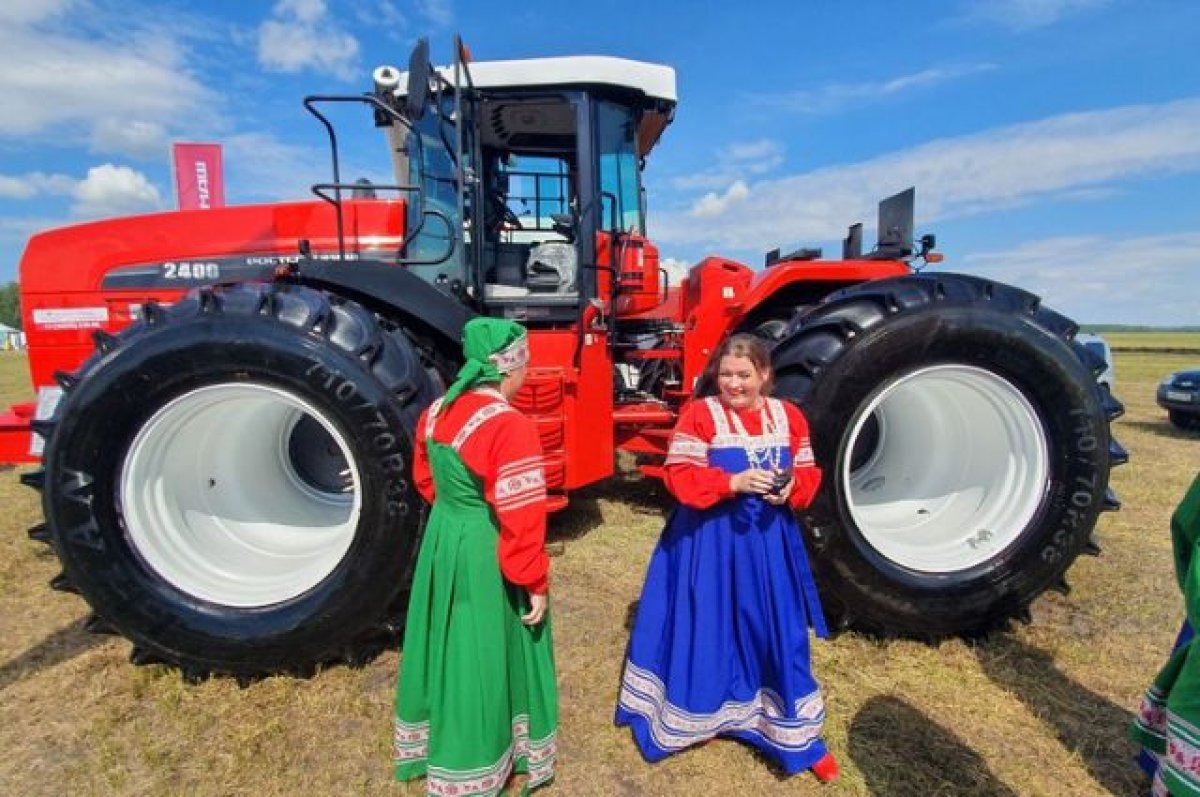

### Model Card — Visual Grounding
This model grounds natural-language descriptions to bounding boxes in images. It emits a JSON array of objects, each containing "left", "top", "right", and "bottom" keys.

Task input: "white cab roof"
[
  {"left": 379, "top": 56, "right": 677, "bottom": 105},
  {"left": 458, "top": 56, "right": 676, "bottom": 104}
]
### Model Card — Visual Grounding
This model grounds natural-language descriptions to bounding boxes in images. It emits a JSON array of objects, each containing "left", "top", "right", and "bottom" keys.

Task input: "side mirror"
[{"left": 406, "top": 38, "right": 431, "bottom": 119}]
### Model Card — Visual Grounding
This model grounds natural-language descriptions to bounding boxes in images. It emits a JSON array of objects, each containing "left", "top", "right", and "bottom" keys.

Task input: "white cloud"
[
  {"left": 962, "top": 0, "right": 1110, "bottom": 31},
  {"left": 653, "top": 97, "right": 1200, "bottom": 251},
  {"left": 223, "top": 132, "right": 328, "bottom": 201},
  {"left": 959, "top": 233, "right": 1200, "bottom": 327},
  {"left": 89, "top": 119, "right": 170, "bottom": 160},
  {"left": 0, "top": 172, "right": 76, "bottom": 200},
  {"left": 258, "top": 0, "right": 360, "bottom": 80},
  {"left": 355, "top": 0, "right": 410, "bottom": 41},
  {"left": 660, "top": 257, "right": 690, "bottom": 286},
  {"left": 0, "top": 0, "right": 74, "bottom": 25},
  {"left": 0, "top": 13, "right": 217, "bottom": 147},
  {"left": 747, "top": 64, "right": 996, "bottom": 116},
  {"left": 71, "top": 164, "right": 162, "bottom": 218},
  {"left": 2, "top": 164, "right": 161, "bottom": 219},
  {"left": 416, "top": 0, "right": 453, "bottom": 27},
  {"left": 723, "top": 140, "right": 783, "bottom": 163},
  {"left": 671, "top": 139, "right": 785, "bottom": 191},
  {"left": 690, "top": 180, "right": 750, "bottom": 219},
  {"left": 277, "top": 0, "right": 325, "bottom": 23}
]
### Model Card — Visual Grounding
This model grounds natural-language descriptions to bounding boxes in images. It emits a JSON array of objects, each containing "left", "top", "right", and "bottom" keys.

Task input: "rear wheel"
[
  {"left": 31, "top": 283, "right": 440, "bottom": 679},
  {"left": 770, "top": 273, "right": 1125, "bottom": 636},
  {"left": 1169, "top": 410, "right": 1200, "bottom": 430}
]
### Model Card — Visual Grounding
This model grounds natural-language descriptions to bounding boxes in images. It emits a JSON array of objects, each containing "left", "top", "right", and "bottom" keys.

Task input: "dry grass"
[
  {"left": 1104, "top": 332, "right": 1200, "bottom": 353},
  {"left": 2, "top": 341, "right": 1199, "bottom": 796}
]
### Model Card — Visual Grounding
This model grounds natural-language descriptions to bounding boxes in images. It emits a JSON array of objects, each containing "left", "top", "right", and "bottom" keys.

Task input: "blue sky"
[{"left": 1, "top": 0, "right": 1197, "bottom": 326}]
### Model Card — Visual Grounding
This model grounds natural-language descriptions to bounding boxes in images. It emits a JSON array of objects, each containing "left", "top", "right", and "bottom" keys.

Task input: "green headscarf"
[{"left": 441, "top": 317, "right": 530, "bottom": 409}]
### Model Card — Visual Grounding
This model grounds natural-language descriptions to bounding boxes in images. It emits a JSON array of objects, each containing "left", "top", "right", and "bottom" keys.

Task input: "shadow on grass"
[
  {"left": 849, "top": 695, "right": 1018, "bottom": 796},
  {"left": 974, "top": 635, "right": 1141, "bottom": 796},
  {"left": 548, "top": 473, "right": 672, "bottom": 543},
  {"left": 0, "top": 616, "right": 107, "bottom": 692}
]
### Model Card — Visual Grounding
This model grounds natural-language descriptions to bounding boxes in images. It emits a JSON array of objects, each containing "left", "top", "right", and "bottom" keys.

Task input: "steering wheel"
[
  {"left": 501, "top": 202, "right": 523, "bottom": 230},
  {"left": 488, "top": 194, "right": 523, "bottom": 233}
]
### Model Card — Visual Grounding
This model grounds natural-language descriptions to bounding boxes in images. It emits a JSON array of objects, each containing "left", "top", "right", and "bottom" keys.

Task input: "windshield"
[
  {"left": 402, "top": 92, "right": 468, "bottom": 289},
  {"left": 596, "top": 100, "right": 642, "bottom": 234}
]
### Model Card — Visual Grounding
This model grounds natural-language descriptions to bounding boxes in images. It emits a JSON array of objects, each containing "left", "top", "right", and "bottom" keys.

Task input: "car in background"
[
  {"left": 1158, "top": 368, "right": 1200, "bottom": 430},
  {"left": 1077, "top": 333, "right": 1115, "bottom": 392}
]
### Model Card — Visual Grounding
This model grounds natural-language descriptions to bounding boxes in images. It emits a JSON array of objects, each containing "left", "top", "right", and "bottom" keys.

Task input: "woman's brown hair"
[{"left": 697, "top": 333, "right": 774, "bottom": 397}]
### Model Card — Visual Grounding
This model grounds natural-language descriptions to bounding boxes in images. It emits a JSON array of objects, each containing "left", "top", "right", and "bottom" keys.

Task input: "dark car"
[{"left": 1158, "top": 368, "right": 1200, "bottom": 430}]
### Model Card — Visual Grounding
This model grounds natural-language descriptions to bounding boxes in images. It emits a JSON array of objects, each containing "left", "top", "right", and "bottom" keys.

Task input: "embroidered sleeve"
[
  {"left": 783, "top": 400, "right": 823, "bottom": 509},
  {"left": 665, "top": 400, "right": 737, "bottom": 510},
  {"left": 462, "top": 411, "right": 551, "bottom": 594},
  {"left": 412, "top": 407, "right": 435, "bottom": 504}
]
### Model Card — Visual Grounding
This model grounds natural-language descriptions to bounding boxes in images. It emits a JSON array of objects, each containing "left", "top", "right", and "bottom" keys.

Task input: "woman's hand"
[
  {"left": 522, "top": 592, "right": 548, "bottom": 626},
  {"left": 730, "top": 468, "right": 776, "bottom": 495},
  {"left": 764, "top": 474, "right": 794, "bottom": 506}
]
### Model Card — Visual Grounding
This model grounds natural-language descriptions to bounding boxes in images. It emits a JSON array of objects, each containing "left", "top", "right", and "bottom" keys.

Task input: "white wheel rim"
[
  {"left": 120, "top": 383, "right": 361, "bottom": 607},
  {"left": 842, "top": 365, "right": 1048, "bottom": 573}
]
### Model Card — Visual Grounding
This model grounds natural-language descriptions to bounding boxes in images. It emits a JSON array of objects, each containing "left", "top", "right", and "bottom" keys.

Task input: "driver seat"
[{"left": 525, "top": 242, "right": 577, "bottom": 293}]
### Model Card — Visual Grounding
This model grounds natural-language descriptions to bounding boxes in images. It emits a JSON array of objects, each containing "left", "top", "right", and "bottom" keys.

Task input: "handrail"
[{"left": 303, "top": 94, "right": 412, "bottom": 260}]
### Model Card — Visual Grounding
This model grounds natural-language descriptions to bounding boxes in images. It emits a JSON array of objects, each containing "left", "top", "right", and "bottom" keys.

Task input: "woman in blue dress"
[{"left": 615, "top": 334, "right": 838, "bottom": 782}]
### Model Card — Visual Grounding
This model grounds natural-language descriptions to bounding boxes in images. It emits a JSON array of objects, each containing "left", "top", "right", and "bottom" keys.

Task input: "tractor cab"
[{"left": 368, "top": 39, "right": 677, "bottom": 324}]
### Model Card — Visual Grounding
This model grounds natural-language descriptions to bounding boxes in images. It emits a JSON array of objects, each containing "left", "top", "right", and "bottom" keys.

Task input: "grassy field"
[
  {"left": 1, "top": 340, "right": 1198, "bottom": 796},
  {"left": 1103, "top": 332, "right": 1200, "bottom": 353}
]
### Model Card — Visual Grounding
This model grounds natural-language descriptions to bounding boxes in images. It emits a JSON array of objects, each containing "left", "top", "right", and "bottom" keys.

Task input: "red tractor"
[{"left": 0, "top": 40, "right": 1124, "bottom": 682}]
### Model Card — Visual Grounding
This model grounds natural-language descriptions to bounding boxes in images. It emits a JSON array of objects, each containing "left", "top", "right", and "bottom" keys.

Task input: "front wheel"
[
  {"left": 771, "top": 273, "right": 1125, "bottom": 637},
  {"left": 33, "top": 284, "right": 440, "bottom": 679}
]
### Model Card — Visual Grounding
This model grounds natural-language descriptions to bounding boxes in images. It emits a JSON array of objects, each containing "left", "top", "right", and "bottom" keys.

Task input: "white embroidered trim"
[
  {"left": 1138, "top": 685, "right": 1168, "bottom": 740},
  {"left": 665, "top": 432, "right": 709, "bottom": 466},
  {"left": 706, "top": 397, "right": 792, "bottom": 455},
  {"left": 704, "top": 397, "right": 733, "bottom": 437},
  {"left": 617, "top": 661, "right": 825, "bottom": 752},
  {"left": 497, "top": 455, "right": 543, "bottom": 477},
  {"left": 494, "top": 467, "right": 547, "bottom": 502},
  {"left": 425, "top": 398, "right": 445, "bottom": 437},
  {"left": 451, "top": 402, "right": 514, "bottom": 452},
  {"left": 495, "top": 493, "right": 546, "bottom": 514},
  {"left": 1165, "top": 709, "right": 1200, "bottom": 787},
  {"left": 395, "top": 715, "right": 557, "bottom": 795},
  {"left": 794, "top": 436, "right": 815, "bottom": 468},
  {"left": 489, "top": 337, "right": 530, "bottom": 373}
]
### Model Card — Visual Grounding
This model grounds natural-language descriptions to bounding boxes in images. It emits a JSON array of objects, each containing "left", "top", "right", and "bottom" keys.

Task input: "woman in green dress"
[
  {"left": 395, "top": 318, "right": 557, "bottom": 795},
  {"left": 1132, "top": 472, "right": 1200, "bottom": 796}
]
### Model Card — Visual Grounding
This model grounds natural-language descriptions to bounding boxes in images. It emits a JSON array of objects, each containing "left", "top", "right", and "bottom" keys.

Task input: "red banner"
[{"left": 172, "top": 142, "right": 226, "bottom": 210}]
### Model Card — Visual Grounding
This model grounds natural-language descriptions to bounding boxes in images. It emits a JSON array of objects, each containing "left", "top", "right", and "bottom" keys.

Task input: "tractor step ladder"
[{"left": 511, "top": 367, "right": 568, "bottom": 512}]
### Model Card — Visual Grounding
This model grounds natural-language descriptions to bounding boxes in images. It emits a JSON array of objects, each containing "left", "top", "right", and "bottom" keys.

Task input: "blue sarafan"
[{"left": 1, "top": 36, "right": 1125, "bottom": 680}]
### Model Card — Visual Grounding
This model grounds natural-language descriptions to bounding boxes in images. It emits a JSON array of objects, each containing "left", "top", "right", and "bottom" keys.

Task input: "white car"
[{"left": 1077, "top": 333, "right": 1114, "bottom": 391}]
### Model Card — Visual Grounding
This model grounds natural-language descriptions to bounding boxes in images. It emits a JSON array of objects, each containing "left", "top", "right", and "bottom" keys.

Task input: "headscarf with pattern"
[{"left": 440, "top": 317, "right": 530, "bottom": 409}]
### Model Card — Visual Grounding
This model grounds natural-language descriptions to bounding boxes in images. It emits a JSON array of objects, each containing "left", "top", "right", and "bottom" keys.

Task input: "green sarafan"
[{"left": 0, "top": 343, "right": 1197, "bottom": 795}]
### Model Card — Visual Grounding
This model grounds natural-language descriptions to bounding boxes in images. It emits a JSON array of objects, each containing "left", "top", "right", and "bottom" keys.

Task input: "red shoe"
[{"left": 810, "top": 752, "right": 839, "bottom": 783}]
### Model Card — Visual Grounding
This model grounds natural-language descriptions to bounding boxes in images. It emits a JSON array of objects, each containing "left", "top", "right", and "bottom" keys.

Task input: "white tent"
[{"left": 0, "top": 322, "right": 25, "bottom": 351}]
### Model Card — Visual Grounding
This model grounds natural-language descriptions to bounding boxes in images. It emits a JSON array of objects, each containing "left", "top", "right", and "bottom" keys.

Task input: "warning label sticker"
[{"left": 32, "top": 307, "right": 110, "bottom": 329}]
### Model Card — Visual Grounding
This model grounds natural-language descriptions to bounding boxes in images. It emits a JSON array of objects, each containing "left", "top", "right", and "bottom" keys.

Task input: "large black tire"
[
  {"left": 770, "top": 273, "right": 1126, "bottom": 637},
  {"left": 28, "top": 283, "right": 440, "bottom": 681}
]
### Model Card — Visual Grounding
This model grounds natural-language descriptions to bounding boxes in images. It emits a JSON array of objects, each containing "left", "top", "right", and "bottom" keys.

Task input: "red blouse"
[
  {"left": 413, "top": 390, "right": 550, "bottom": 594},
  {"left": 664, "top": 397, "right": 823, "bottom": 511}
]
